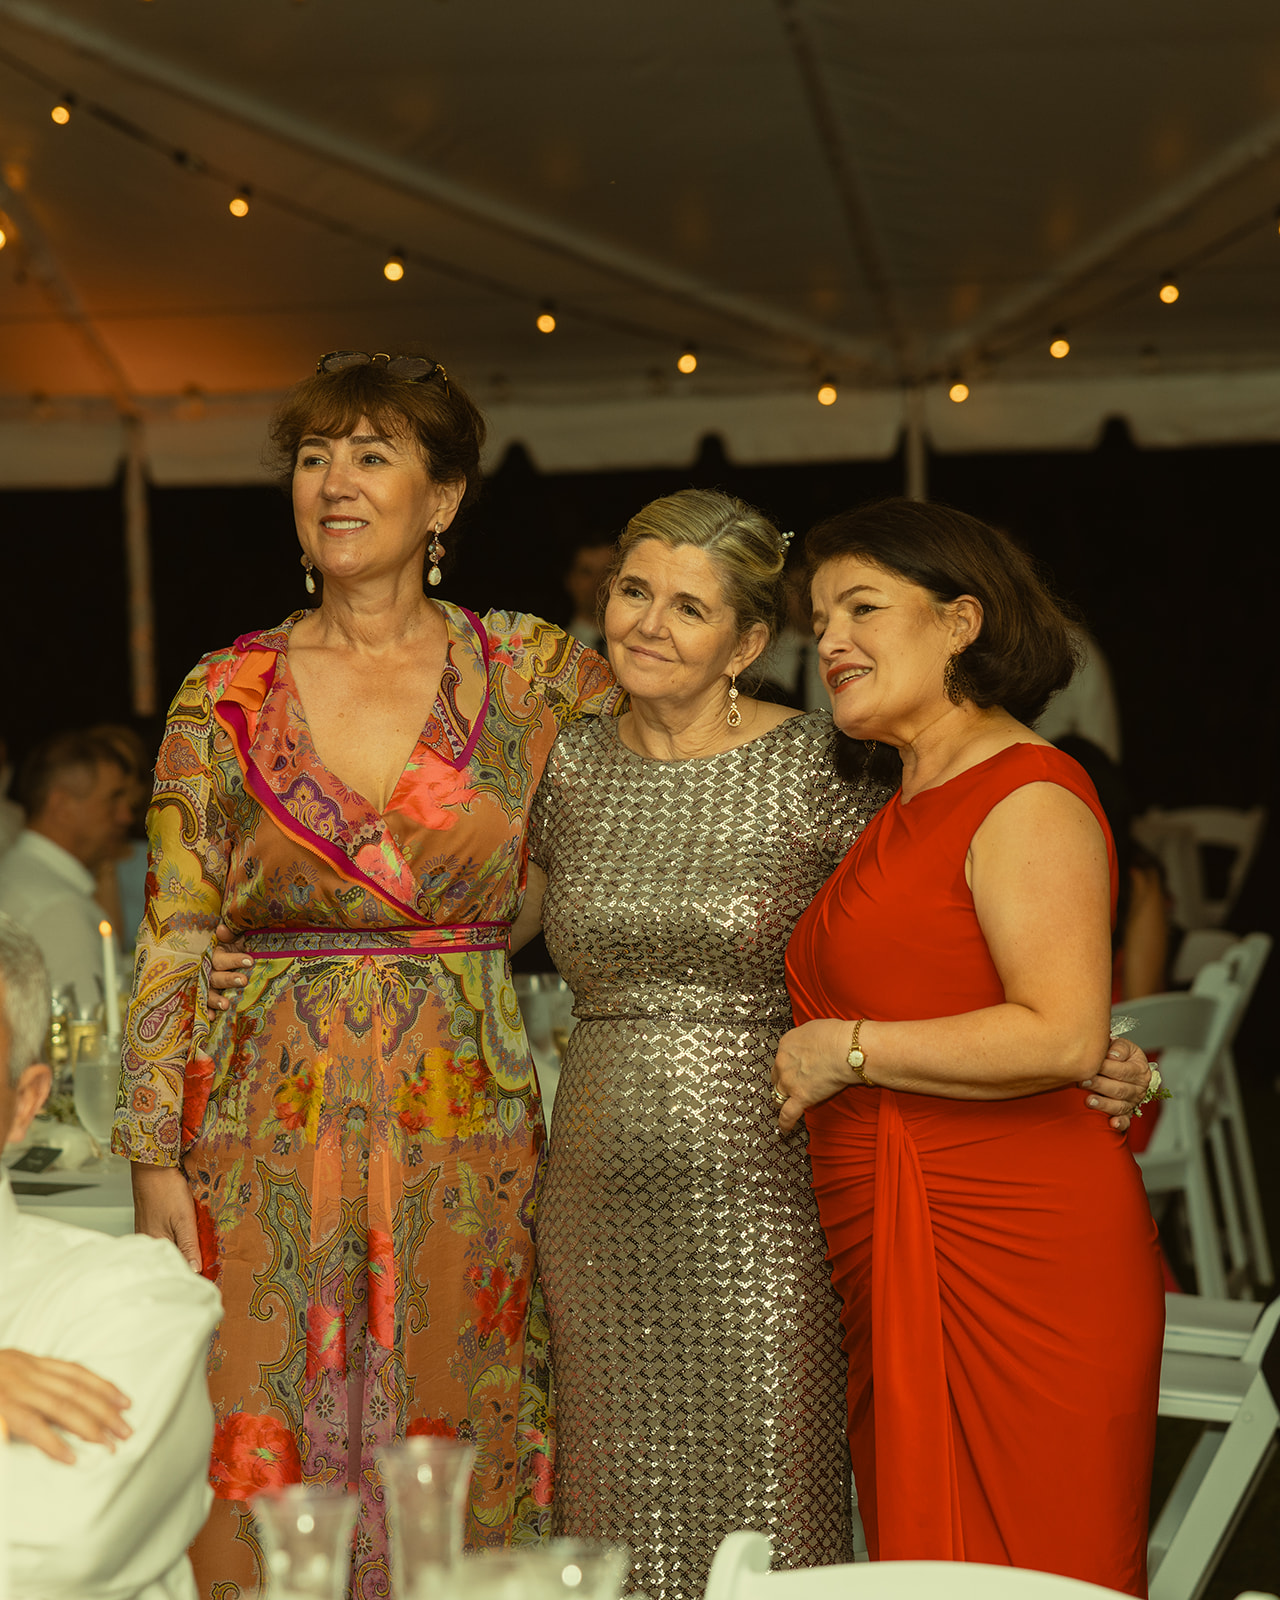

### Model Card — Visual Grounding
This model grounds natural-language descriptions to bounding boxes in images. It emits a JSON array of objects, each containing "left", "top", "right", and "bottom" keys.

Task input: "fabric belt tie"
[{"left": 237, "top": 923, "right": 510, "bottom": 957}]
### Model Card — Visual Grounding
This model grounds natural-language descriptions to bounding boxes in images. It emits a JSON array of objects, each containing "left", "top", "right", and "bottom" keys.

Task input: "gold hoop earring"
[{"left": 727, "top": 673, "right": 741, "bottom": 728}]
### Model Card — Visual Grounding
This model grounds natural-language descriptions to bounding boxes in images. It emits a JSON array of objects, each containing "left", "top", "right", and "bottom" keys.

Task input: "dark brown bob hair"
[
  {"left": 804, "top": 497, "right": 1080, "bottom": 726},
  {"left": 266, "top": 355, "right": 486, "bottom": 508}
]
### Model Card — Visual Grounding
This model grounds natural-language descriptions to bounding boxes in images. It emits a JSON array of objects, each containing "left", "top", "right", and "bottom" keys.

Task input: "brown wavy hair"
[
  {"left": 267, "top": 354, "right": 486, "bottom": 508},
  {"left": 804, "top": 497, "right": 1080, "bottom": 725}
]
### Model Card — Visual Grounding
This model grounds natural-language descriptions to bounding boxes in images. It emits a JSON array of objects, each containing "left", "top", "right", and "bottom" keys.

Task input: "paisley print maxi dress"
[{"left": 113, "top": 604, "right": 617, "bottom": 1600}]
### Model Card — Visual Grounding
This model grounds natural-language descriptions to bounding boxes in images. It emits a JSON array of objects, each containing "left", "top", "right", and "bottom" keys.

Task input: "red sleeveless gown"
[{"left": 785, "top": 744, "right": 1163, "bottom": 1594}]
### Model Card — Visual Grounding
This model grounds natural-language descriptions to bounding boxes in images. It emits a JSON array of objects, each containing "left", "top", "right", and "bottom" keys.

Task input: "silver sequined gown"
[{"left": 530, "top": 712, "right": 883, "bottom": 1600}]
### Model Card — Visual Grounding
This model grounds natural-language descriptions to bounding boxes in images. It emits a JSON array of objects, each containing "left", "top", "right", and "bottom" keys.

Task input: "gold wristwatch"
[{"left": 847, "top": 1019, "right": 872, "bottom": 1086}]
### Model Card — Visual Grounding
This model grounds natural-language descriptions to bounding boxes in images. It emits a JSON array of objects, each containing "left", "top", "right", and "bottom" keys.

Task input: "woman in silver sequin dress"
[{"left": 523, "top": 492, "right": 883, "bottom": 1600}]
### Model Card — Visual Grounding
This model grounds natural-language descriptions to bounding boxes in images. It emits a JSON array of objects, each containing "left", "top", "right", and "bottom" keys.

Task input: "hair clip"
[{"left": 779, "top": 530, "right": 795, "bottom": 553}]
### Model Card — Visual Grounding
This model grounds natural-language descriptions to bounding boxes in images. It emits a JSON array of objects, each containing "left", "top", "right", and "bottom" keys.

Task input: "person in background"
[
  {"left": 561, "top": 534, "right": 615, "bottom": 650},
  {"left": 88, "top": 724, "right": 153, "bottom": 952},
  {"left": 1053, "top": 735, "right": 1169, "bottom": 1001},
  {"left": 0, "top": 911, "right": 222, "bottom": 1600},
  {"left": 1035, "top": 624, "right": 1122, "bottom": 763},
  {"left": 755, "top": 562, "right": 826, "bottom": 711},
  {"left": 0, "top": 731, "right": 133, "bottom": 1013},
  {"left": 0, "top": 736, "right": 23, "bottom": 855}
]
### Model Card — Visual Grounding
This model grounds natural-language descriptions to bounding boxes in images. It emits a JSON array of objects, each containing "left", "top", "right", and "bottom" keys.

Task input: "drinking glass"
[
  {"left": 72, "top": 1039, "right": 120, "bottom": 1151},
  {"left": 377, "top": 1436, "right": 475, "bottom": 1600},
  {"left": 251, "top": 1484, "right": 357, "bottom": 1599}
]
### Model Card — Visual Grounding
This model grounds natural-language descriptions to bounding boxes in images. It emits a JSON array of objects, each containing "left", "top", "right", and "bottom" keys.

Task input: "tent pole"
[
  {"left": 123, "top": 420, "right": 156, "bottom": 717},
  {"left": 904, "top": 388, "right": 928, "bottom": 502}
]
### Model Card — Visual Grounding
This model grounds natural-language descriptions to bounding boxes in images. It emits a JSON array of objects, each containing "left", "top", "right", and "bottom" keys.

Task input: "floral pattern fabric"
[{"left": 114, "top": 604, "right": 617, "bottom": 1600}]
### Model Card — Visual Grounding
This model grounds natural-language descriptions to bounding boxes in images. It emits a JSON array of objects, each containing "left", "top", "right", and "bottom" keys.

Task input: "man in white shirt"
[
  {"left": 0, "top": 731, "right": 134, "bottom": 1015},
  {"left": 0, "top": 913, "right": 222, "bottom": 1600}
]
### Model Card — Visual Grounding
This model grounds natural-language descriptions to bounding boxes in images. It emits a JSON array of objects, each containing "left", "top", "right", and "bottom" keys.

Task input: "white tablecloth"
[{"left": 4, "top": 1160, "right": 134, "bottom": 1237}]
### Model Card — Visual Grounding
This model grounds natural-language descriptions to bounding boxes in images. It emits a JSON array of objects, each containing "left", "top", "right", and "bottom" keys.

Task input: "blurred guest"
[
  {"left": 0, "top": 737, "right": 22, "bottom": 856},
  {"left": 1036, "top": 625, "right": 1122, "bottom": 762},
  {"left": 0, "top": 732, "right": 133, "bottom": 1014},
  {"left": 88, "top": 724, "right": 153, "bottom": 952},
  {"left": 1053, "top": 735, "right": 1169, "bottom": 1001},
  {"left": 562, "top": 534, "right": 615, "bottom": 649},
  {"left": 755, "top": 563, "right": 825, "bottom": 710},
  {"left": 0, "top": 912, "right": 222, "bottom": 1600}
]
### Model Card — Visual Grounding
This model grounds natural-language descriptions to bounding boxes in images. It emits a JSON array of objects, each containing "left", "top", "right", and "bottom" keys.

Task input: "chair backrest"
[
  {"left": 1132, "top": 806, "right": 1267, "bottom": 931},
  {"left": 1114, "top": 990, "right": 1239, "bottom": 1157},
  {"left": 705, "top": 1533, "right": 1132, "bottom": 1600},
  {"left": 1190, "top": 933, "right": 1273, "bottom": 1049}
]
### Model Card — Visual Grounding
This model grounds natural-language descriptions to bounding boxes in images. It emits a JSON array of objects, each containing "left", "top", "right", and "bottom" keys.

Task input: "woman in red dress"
[{"left": 777, "top": 500, "right": 1163, "bottom": 1595}]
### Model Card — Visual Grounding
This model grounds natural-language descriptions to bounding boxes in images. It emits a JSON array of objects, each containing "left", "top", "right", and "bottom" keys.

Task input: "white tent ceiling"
[{"left": 3, "top": 0, "right": 1280, "bottom": 486}]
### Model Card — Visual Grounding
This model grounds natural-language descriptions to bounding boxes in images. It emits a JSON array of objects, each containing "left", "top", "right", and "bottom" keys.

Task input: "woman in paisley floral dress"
[{"left": 112, "top": 353, "right": 617, "bottom": 1599}]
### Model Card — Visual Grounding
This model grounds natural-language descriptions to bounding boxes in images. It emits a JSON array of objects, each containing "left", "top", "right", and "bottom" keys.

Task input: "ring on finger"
[{"left": 772, "top": 1086, "right": 786, "bottom": 1105}]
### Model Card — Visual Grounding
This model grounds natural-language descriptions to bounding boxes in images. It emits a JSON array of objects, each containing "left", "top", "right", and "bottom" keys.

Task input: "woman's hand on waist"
[
  {"left": 130, "top": 1162, "right": 201, "bottom": 1273},
  {"left": 208, "top": 922, "right": 253, "bottom": 1011},
  {"left": 773, "top": 1018, "right": 860, "bottom": 1133}
]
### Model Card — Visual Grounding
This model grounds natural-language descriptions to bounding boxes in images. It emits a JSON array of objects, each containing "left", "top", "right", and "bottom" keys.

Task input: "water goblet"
[
  {"left": 377, "top": 1435, "right": 475, "bottom": 1600},
  {"left": 251, "top": 1484, "right": 358, "bottom": 1599}
]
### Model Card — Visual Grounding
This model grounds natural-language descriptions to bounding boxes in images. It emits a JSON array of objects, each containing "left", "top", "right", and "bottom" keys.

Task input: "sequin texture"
[{"left": 531, "top": 712, "right": 885, "bottom": 1600}]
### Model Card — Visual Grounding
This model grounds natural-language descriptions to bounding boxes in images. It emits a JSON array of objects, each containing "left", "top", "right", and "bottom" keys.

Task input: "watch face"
[{"left": 847, "top": 1048, "right": 865, "bottom": 1070}]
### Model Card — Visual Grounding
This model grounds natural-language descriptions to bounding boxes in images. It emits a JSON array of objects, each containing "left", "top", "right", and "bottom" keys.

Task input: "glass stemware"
[
  {"left": 251, "top": 1484, "right": 358, "bottom": 1599},
  {"left": 377, "top": 1436, "right": 475, "bottom": 1600}
]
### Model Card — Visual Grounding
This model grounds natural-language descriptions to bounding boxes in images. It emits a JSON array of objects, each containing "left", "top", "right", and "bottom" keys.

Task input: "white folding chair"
[
  {"left": 1132, "top": 807, "right": 1267, "bottom": 932},
  {"left": 1171, "top": 929, "right": 1240, "bottom": 987},
  {"left": 1120, "top": 990, "right": 1240, "bottom": 1299},
  {"left": 1151, "top": 1297, "right": 1280, "bottom": 1600},
  {"left": 1191, "top": 935, "right": 1275, "bottom": 1289},
  {"left": 706, "top": 1532, "right": 1134, "bottom": 1600},
  {"left": 1164, "top": 1292, "right": 1264, "bottom": 1358}
]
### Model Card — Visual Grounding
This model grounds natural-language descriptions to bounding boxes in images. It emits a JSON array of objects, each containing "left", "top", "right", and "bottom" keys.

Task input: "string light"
[
  {"left": 1158, "top": 276, "right": 1179, "bottom": 304},
  {"left": 50, "top": 103, "right": 71, "bottom": 125},
  {"left": 228, "top": 188, "right": 251, "bottom": 218},
  {"left": 536, "top": 302, "right": 557, "bottom": 333},
  {"left": 0, "top": 227, "right": 6, "bottom": 251},
  {"left": 383, "top": 252, "right": 405, "bottom": 282},
  {"left": 948, "top": 381, "right": 970, "bottom": 403},
  {"left": 1049, "top": 332, "right": 1070, "bottom": 359},
  {"left": 676, "top": 345, "right": 698, "bottom": 374},
  {"left": 817, "top": 378, "right": 838, "bottom": 406}
]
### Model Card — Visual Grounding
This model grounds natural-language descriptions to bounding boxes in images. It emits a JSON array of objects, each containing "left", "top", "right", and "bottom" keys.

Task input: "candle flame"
[{"left": 99, "top": 920, "right": 113, "bottom": 937}]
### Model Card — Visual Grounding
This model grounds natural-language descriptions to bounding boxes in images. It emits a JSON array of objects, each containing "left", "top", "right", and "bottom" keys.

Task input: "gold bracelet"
[{"left": 847, "top": 1019, "right": 873, "bottom": 1086}]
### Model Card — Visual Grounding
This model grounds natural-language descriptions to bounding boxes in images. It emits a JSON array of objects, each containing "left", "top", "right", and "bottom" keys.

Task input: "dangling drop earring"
[
  {"left": 427, "top": 523, "right": 445, "bottom": 588},
  {"left": 301, "top": 555, "right": 316, "bottom": 595},
  {"left": 727, "top": 672, "right": 741, "bottom": 727}
]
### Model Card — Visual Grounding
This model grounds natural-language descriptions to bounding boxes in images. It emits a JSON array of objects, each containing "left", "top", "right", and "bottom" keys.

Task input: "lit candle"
[{"left": 99, "top": 919, "right": 121, "bottom": 1042}]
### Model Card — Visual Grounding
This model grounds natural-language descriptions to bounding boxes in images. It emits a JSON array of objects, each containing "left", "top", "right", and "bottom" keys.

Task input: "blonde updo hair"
[{"left": 602, "top": 489, "right": 790, "bottom": 655}]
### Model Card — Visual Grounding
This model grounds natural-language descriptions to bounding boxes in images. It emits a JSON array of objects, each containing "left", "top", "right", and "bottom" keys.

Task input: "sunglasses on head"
[{"left": 316, "top": 351, "right": 449, "bottom": 391}]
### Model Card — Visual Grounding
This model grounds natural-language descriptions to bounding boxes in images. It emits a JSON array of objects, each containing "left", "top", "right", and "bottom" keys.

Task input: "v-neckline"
[{"left": 271, "top": 603, "right": 492, "bottom": 817}]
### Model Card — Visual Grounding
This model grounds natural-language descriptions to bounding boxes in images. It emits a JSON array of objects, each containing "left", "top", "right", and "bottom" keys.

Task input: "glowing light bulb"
[
  {"left": 228, "top": 195, "right": 250, "bottom": 218},
  {"left": 384, "top": 256, "right": 405, "bottom": 282},
  {"left": 51, "top": 104, "right": 71, "bottom": 125},
  {"left": 1159, "top": 280, "right": 1179, "bottom": 304},
  {"left": 817, "top": 381, "right": 838, "bottom": 406},
  {"left": 536, "top": 308, "right": 556, "bottom": 333},
  {"left": 948, "top": 382, "right": 969, "bottom": 404},
  {"left": 676, "top": 349, "right": 697, "bottom": 374},
  {"left": 1049, "top": 336, "right": 1070, "bottom": 359}
]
